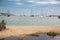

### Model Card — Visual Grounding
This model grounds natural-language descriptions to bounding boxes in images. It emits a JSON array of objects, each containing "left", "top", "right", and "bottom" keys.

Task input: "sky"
[{"left": 0, "top": 0, "right": 60, "bottom": 16}]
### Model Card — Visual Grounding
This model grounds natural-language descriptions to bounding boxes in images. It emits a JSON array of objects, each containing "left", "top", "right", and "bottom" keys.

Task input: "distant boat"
[
  {"left": 40, "top": 16, "right": 44, "bottom": 17},
  {"left": 45, "top": 14, "right": 60, "bottom": 19},
  {"left": 0, "top": 13, "right": 15, "bottom": 17},
  {"left": 46, "top": 15, "right": 59, "bottom": 17},
  {"left": 30, "top": 15, "right": 35, "bottom": 17},
  {"left": 0, "top": 9, "right": 15, "bottom": 17},
  {"left": 30, "top": 15, "right": 39, "bottom": 17}
]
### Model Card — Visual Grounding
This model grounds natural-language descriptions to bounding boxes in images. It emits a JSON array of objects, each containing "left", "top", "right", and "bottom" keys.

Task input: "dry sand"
[{"left": 0, "top": 26, "right": 60, "bottom": 38}]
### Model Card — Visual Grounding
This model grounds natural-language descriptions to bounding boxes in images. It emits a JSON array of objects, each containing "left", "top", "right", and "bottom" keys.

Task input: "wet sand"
[{"left": 0, "top": 26, "right": 60, "bottom": 39}]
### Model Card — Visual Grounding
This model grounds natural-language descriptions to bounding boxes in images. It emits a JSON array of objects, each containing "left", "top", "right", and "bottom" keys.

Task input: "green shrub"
[
  {"left": 30, "top": 33, "right": 39, "bottom": 37},
  {"left": 47, "top": 31, "right": 57, "bottom": 38}
]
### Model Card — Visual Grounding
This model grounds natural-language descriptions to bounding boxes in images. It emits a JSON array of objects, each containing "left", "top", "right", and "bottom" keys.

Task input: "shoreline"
[{"left": 0, "top": 26, "right": 60, "bottom": 39}]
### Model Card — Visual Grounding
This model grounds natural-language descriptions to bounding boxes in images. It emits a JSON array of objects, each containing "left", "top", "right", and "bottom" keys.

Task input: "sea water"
[{"left": 0, "top": 16, "right": 60, "bottom": 26}]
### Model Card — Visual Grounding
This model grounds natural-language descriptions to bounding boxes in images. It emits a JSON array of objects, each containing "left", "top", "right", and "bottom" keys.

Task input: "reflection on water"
[{"left": 1, "top": 33, "right": 60, "bottom": 40}]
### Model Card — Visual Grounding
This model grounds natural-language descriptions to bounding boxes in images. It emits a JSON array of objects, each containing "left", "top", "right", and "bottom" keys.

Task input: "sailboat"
[{"left": 7, "top": 10, "right": 10, "bottom": 17}]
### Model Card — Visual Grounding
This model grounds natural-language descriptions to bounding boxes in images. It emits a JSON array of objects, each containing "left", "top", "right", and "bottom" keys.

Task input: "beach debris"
[{"left": 0, "top": 20, "right": 6, "bottom": 31}]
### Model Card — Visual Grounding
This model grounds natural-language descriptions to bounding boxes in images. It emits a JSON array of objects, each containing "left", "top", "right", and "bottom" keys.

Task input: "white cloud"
[
  {"left": 36, "top": 2, "right": 49, "bottom": 4},
  {"left": 27, "top": 0, "right": 35, "bottom": 3},
  {"left": 27, "top": 0, "right": 60, "bottom": 5},
  {"left": 28, "top": 1, "right": 35, "bottom": 3},
  {"left": 16, "top": 2, "right": 23, "bottom": 5},
  {"left": 34, "top": 1, "right": 60, "bottom": 5},
  {"left": 49, "top": 1, "right": 60, "bottom": 4}
]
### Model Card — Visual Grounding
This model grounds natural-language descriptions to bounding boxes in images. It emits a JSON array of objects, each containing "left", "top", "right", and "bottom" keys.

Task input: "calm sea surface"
[{"left": 0, "top": 16, "right": 60, "bottom": 26}]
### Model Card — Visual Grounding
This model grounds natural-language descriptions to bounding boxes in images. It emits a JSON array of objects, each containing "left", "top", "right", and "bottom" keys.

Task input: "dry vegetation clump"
[{"left": 0, "top": 20, "right": 6, "bottom": 31}]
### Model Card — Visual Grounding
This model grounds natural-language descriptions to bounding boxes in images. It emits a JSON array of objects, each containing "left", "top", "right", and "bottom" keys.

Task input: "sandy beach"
[{"left": 0, "top": 26, "right": 60, "bottom": 39}]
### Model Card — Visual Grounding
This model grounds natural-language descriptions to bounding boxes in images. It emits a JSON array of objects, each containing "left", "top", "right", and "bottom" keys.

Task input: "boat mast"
[
  {"left": 30, "top": 8, "right": 34, "bottom": 17},
  {"left": 7, "top": 10, "right": 10, "bottom": 17}
]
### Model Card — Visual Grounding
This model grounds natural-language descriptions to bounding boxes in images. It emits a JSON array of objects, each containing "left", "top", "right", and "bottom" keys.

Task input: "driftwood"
[{"left": 0, "top": 20, "right": 6, "bottom": 31}]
